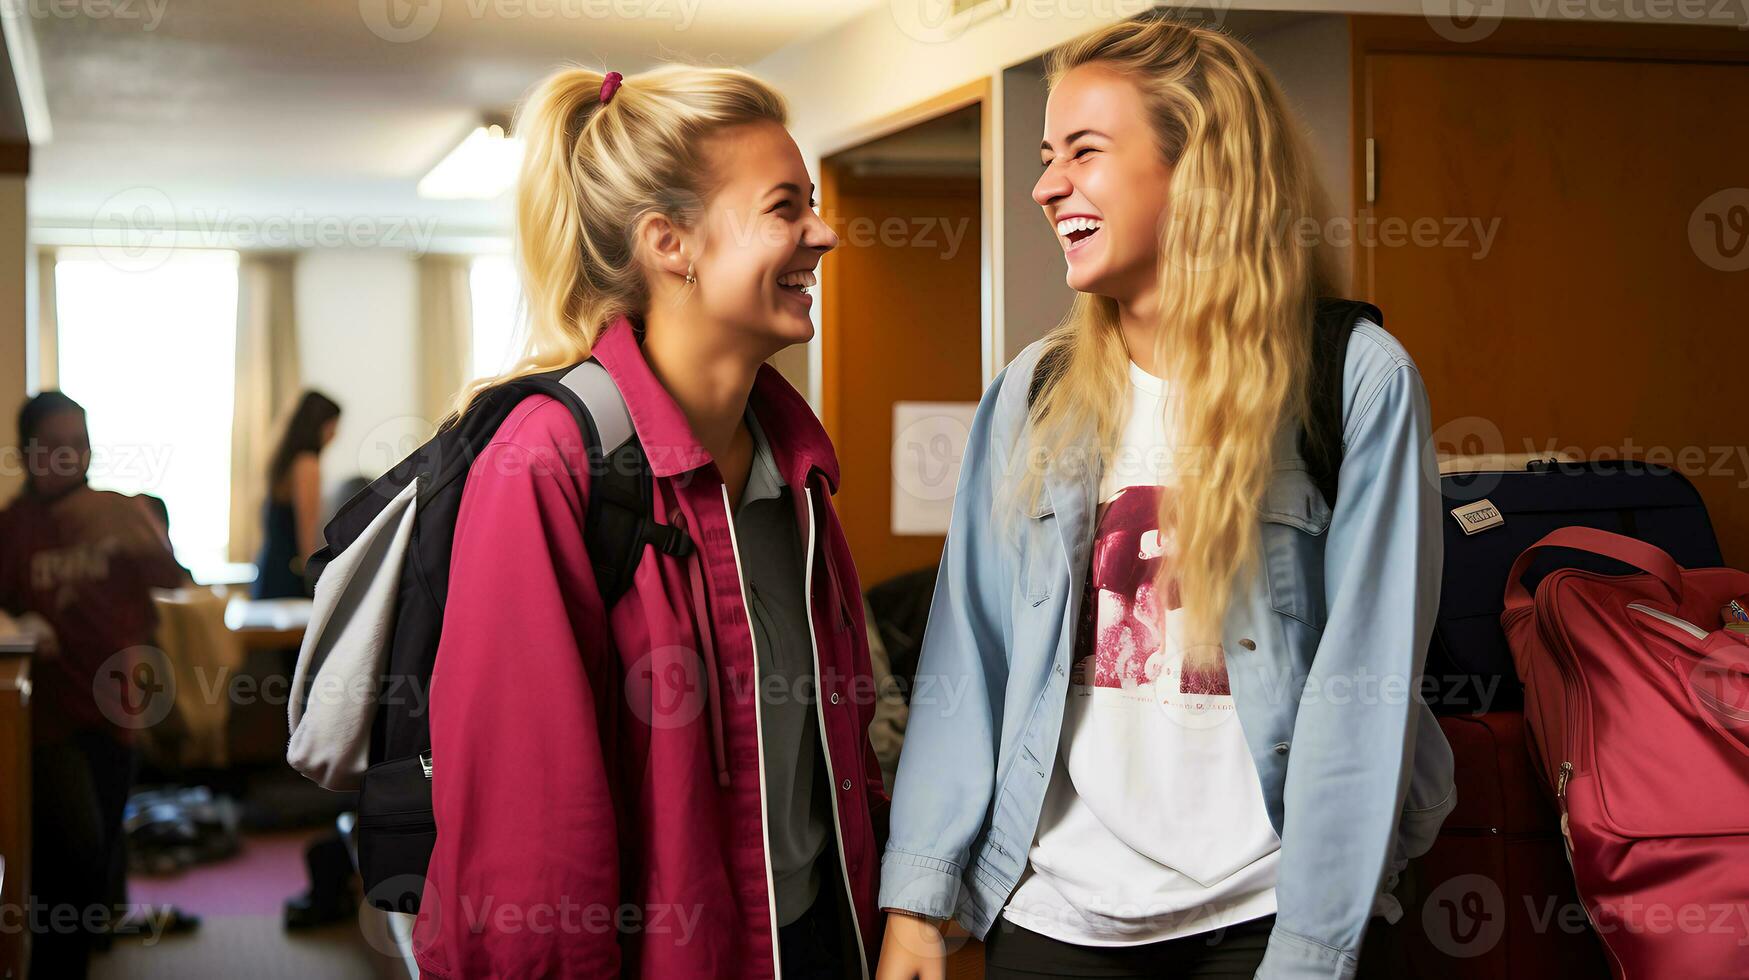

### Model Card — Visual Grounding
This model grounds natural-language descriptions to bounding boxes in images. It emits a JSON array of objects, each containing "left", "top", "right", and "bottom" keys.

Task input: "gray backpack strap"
[
  {"left": 550, "top": 358, "right": 690, "bottom": 607},
  {"left": 559, "top": 360, "right": 635, "bottom": 454}
]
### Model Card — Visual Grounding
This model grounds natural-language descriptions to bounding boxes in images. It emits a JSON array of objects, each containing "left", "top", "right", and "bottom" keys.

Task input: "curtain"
[
  {"left": 418, "top": 254, "right": 474, "bottom": 427},
  {"left": 228, "top": 253, "right": 302, "bottom": 564},
  {"left": 34, "top": 247, "right": 58, "bottom": 390}
]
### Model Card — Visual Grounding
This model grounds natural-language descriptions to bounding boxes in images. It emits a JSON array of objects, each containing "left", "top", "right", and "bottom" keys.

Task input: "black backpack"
[
  {"left": 286, "top": 360, "right": 693, "bottom": 913},
  {"left": 1027, "top": 298, "right": 1382, "bottom": 509}
]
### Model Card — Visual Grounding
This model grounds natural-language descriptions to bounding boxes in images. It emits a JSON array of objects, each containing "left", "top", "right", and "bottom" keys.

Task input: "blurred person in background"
[
  {"left": 253, "top": 389, "right": 341, "bottom": 600},
  {"left": 0, "top": 391, "right": 199, "bottom": 979}
]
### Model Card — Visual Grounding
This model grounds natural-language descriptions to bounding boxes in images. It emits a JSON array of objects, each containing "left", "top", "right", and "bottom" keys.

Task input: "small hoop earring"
[{"left": 684, "top": 263, "right": 696, "bottom": 285}]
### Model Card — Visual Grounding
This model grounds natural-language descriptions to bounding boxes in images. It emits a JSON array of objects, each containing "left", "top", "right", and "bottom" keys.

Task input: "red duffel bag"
[{"left": 1502, "top": 526, "right": 1749, "bottom": 978}]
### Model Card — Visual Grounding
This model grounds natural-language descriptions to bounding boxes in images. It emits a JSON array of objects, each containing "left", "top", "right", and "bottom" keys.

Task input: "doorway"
[{"left": 820, "top": 88, "right": 987, "bottom": 590}]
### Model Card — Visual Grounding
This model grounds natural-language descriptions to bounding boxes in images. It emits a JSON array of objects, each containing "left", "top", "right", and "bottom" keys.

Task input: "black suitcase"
[{"left": 1428, "top": 457, "right": 1721, "bottom": 715}]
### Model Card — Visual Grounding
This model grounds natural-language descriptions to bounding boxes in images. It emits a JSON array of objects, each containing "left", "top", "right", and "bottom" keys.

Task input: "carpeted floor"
[
  {"left": 127, "top": 830, "right": 312, "bottom": 916},
  {"left": 91, "top": 830, "right": 389, "bottom": 980},
  {"left": 91, "top": 914, "right": 386, "bottom": 980}
]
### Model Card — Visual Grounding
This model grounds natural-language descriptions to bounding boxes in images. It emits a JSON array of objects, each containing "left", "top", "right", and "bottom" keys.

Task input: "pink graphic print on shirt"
[{"left": 1070, "top": 485, "right": 1230, "bottom": 696}]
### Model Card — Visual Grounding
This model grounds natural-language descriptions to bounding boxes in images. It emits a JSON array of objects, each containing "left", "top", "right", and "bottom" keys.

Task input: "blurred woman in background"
[{"left": 253, "top": 390, "right": 340, "bottom": 599}]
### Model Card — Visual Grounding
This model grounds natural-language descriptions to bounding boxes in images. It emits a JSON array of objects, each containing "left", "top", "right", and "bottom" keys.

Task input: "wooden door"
[{"left": 1353, "top": 17, "right": 1749, "bottom": 562}]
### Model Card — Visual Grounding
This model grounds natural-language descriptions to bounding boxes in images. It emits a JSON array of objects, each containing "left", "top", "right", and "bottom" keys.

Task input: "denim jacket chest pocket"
[
  {"left": 1258, "top": 466, "right": 1333, "bottom": 631},
  {"left": 1020, "top": 503, "right": 1060, "bottom": 608}
]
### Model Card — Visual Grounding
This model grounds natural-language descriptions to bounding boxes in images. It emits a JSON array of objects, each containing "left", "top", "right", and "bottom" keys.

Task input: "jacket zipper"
[
  {"left": 801, "top": 485, "right": 870, "bottom": 979},
  {"left": 719, "top": 485, "right": 785, "bottom": 978}
]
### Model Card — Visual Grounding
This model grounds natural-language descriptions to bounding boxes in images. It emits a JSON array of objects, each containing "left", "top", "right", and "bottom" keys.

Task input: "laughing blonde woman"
[{"left": 876, "top": 15, "right": 1456, "bottom": 980}]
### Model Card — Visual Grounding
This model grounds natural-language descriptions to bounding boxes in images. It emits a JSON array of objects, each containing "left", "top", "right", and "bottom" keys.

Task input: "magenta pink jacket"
[{"left": 412, "top": 317, "right": 885, "bottom": 979}]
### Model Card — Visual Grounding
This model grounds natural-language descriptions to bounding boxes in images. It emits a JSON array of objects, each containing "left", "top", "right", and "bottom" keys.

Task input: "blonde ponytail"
[{"left": 450, "top": 64, "right": 787, "bottom": 420}]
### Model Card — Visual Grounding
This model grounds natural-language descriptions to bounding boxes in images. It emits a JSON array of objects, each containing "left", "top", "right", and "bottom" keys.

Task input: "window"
[
  {"left": 470, "top": 253, "right": 522, "bottom": 380},
  {"left": 54, "top": 248, "right": 241, "bottom": 582}
]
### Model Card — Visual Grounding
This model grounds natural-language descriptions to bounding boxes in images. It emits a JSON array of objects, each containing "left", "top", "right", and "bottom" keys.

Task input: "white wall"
[
  {"left": 999, "top": 59, "right": 1070, "bottom": 360},
  {"left": 294, "top": 248, "right": 420, "bottom": 505},
  {"left": 1245, "top": 14, "right": 1354, "bottom": 284}
]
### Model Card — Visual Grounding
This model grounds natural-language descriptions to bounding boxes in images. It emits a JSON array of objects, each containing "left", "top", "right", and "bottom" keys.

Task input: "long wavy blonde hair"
[
  {"left": 1013, "top": 16, "right": 1340, "bottom": 669},
  {"left": 449, "top": 64, "right": 787, "bottom": 419}
]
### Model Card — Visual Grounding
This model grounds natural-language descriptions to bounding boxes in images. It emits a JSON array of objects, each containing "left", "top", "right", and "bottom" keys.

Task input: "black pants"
[
  {"left": 778, "top": 887, "right": 846, "bottom": 980},
  {"left": 984, "top": 914, "right": 1275, "bottom": 979},
  {"left": 29, "top": 730, "right": 136, "bottom": 980}
]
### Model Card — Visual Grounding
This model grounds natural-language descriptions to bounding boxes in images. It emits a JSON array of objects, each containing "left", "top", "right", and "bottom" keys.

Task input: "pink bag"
[{"left": 1502, "top": 526, "right": 1749, "bottom": 978}]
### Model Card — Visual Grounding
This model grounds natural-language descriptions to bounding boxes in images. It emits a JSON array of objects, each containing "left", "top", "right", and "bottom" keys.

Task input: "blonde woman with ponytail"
[
  {"left": 418, "top": 64, "right": 883, "bottom": 979},
  {"left": 878, "top": 15, "right": 1455, "bottom": 980}
]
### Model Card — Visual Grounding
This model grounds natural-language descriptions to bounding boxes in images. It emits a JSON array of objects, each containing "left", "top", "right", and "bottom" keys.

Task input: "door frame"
[{"left": 814, "top": 77, "right": 993, "bottom": 439}]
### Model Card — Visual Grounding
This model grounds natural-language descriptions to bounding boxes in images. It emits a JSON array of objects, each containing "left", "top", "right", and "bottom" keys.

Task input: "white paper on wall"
[{"left": 890, "top": 401, "right": 977, "bottom": 536}]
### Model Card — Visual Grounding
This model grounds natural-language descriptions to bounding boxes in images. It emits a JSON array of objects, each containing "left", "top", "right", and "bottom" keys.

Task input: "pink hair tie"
[{"left": 599, "top": 71, "right": 623, "bottom": 105}]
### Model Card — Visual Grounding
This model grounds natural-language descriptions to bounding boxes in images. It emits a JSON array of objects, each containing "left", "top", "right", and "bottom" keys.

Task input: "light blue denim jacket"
[{"left": 879, "top": 320, "right": 1458, "bottom": 979}]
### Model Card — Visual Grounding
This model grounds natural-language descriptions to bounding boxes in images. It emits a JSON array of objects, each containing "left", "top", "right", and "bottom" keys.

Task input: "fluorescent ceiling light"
[{"left": 419, "top": 122, "right": 522, "bottom": 200}]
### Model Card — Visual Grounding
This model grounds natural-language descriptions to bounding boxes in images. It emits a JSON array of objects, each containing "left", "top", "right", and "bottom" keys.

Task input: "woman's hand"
[{"left": 875, "top": 909, "right": 947, "bottom": 980}]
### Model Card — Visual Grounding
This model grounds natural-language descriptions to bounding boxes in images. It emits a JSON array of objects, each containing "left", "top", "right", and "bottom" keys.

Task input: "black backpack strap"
[
  {"left": 1300, "top": 298, "right": 1383, "bottom": 510},
  {"left": 1027, "top": 343, "right": 1070, "bottom": 411},
  {"left": 551, "top": 361, "right": 693, "bottom": 608}
]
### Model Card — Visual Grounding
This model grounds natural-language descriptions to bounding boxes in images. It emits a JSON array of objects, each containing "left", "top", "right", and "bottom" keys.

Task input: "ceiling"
[{"left": 27, "top": 0, "right": 881, "bottom": 245}]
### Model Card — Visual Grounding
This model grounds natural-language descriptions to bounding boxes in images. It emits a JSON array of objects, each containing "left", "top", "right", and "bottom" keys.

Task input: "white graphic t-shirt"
[{"left": 1002, "top": 360, "right": 1281, "bottom": 946}]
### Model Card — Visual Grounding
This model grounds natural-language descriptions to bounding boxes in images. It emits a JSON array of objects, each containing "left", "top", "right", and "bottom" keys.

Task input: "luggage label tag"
[{"left": 1450, "top": 498, "right": 1504, "bottom": 535}]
